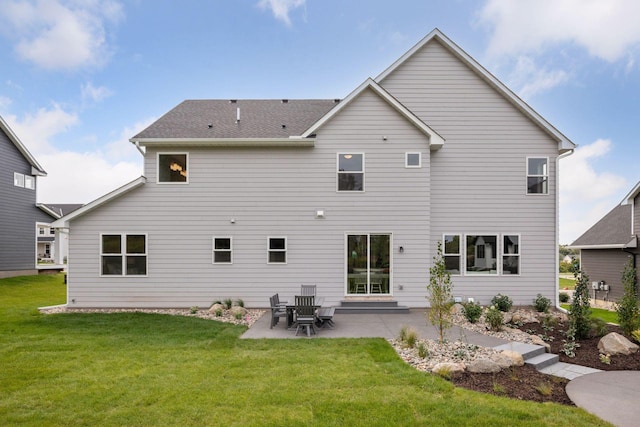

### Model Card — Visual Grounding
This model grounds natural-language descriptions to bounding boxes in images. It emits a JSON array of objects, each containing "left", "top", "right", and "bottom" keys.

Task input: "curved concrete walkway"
[{"left": 566, "top": 371, "right": 640, "bottom": 427}]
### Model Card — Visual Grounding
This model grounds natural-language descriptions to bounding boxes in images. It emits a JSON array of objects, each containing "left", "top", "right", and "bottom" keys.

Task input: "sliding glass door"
[{"left": 346, "top": 234, "right": 391, "bottom": 295}]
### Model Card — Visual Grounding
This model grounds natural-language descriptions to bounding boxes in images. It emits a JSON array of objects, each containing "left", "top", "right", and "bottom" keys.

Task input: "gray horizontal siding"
[
  {"left": 380, "top": 38, "right": 560, "bottom": 306},
  {"left": 581, "top": 249, "right": 635, "bottom": 302}
]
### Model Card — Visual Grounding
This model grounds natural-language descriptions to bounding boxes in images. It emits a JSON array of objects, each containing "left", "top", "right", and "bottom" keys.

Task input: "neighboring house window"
[
  {"left": 49, "top": 227, "right": 55, "bottom": 235},
  {"left": 14, "top": 172, "right": 25, "bottom": 187},
  {"left": 502, "top": 235, "right": 520, "bottom": 275},
  {"left": 527, "top": 157, "right": 548, "bottom": 194},
  {"left": 466, "top": 235, "right": 498, "bottom": 275},
  {"left": 101, "top": 234, "right": 147, "bottom": 276},
  {"left": 213, "top": 237, "right": 232, "bottom": 264},
  {"left": 39, "top": 227, "right": 45, "bottom": 235},
  {"left": 158, "top": 153, "right": 188, "bottom": 183},
  {"left": 443, "top": 234, "right": 461, "bottom": 275},
  {"left": 337, "top": 153, "right": 364, "bottom": 191},
  {"left": 405, "top": 152, "right": 421, "bottom": 168},
  {"left": 24, "top": 175, "right": 35, "bottom": 189},
  {"left": 267, "top": 237, "right": 287, "bottom": 264}
]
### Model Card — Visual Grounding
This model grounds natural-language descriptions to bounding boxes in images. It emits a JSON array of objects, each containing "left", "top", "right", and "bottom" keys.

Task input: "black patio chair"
[
  {"left": 300, "top": 284, "right": 316, "bottom": 297},
  {"left": 269, "top": 295, "right": 287, "bottom": 329},
  {"left": 294, "top": 295, "right": 317, "bottom": 337}
]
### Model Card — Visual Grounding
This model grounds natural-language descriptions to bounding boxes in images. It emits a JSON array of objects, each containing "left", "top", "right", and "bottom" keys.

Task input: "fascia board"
[
  {"left": 621, "top": 181, "right": 640, "bottom": 205},
  {"left": 376, "top": 28, "right": 576, "bottom": 153},
  {"left": 301, "top": 78, "right": 444, "bottom": 148},
  {"left": 568, "top": 243, "right": 629, "bottom": 250},
  {"left": 130, "top": 138, "right": 315, "bottom": 148},
  {"left": 51, "top": 176, "right": 147, "bottom": 228},
  {"left": 36, "top": 203, "right": 62, "bottom": 219}
]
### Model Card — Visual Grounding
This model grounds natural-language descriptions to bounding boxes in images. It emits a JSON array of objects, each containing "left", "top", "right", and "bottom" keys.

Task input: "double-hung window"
[
  {"left": 101, "top": 234, "right": 147, "bottom": 276},
  {"left": 268, "top": 237, "right": 287, "bottom": 264},
  {"left": 527, "top": 157, "right": 548, "bottom": 194},
  {"left": 443, "top": 234, "right": 461, "bottom": 275},
  {"left": 158, "top": 153, "right": 188, "bottom": 183},
  {"left": 337, "top": 153, "right": 364, "bottom": 191},
  {"left": 502, "top": 235, "right": 520, "bottom": 275},
  {"left": 13, "top": 172, "right": 25, "bottom": 187},
  {"left": 213, "top": 237, "right": 232, "bottom": 264}
]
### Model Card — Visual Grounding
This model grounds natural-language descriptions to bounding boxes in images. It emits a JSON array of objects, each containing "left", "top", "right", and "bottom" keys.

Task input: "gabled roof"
[
  {"left": 131, "top": 99, "right": 339, "bottom": 145},
  {"left": 622, "top": 181, "right": 640, "bottom": 205},
  {"left": 300, "top": 78, "right": 445, "bottom": 149},
  {"left": 570, "top": 204, "right": 636, "bottom": 249},
  {"left": 51, "top": 177, "right": 146, "bottom": 228},
  {"left": 0, "top": 115, "right": 47, "bottom": 176},
  {"left": 376, "top": 28, "right": 576, "bottom": 155},
  {"left": 37, "top": 203, "right": 84, "bottom": 219}
]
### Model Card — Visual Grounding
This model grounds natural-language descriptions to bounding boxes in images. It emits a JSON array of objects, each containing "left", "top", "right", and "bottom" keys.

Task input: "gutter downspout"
[
  {"left": 132, "top": 140, "right": 145, "bottom": 156},
  {"left": 556, "top": 148, "right": 575, "bottom": 312}
]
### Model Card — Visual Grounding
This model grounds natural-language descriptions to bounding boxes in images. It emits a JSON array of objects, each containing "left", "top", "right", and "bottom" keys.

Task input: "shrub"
[
  {"left": 534, "top": 383, "right": 553, "bottom": 396},
  {"left": 223, "top": 298, "right": 233, "bottom": 309},
  {"left": 484, "top": 306, "right": 504, "bottom": 331},
  {"left": 214, "top": 309, "right": 223, "bottom": 317},
  {"left": 533, "top": 294, "right": 551, "bottom": 313},
  {"left": 417, "top": 342, "right": 429, "bottom": 359},
  {"left": 235, "top": 299, "right": 245, "bottom": 308},
  {"left": 616, "top": 258, "right": 639, "bottom": 335},
  {"left": 490, "top": 294, "right": 513, "bottom": 312},
  {"left": 589, "top": 317, "right": 608, "bottom": 338},
  {"left": 405, "top": 328, "right": 418, "bottom": 349},
  {"left": 559, "top": 293, "right": 569, "bottom": 303},
  {"left": 189, "top": 306, "right": 199, "bottom": 314},
  {"left": 631, "top": 330, "right": 640, "bottom": 343},
  {"left": 568, "top": 265, "right": 592, "bottom": 340},
  {"left": 462, "top": 301, "right": 483, "bottom": 323}
]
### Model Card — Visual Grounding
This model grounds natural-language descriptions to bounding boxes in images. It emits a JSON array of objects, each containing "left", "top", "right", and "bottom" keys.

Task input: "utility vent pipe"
[{"left": 236, "top": 107, "right": 240, "bottom": 123}]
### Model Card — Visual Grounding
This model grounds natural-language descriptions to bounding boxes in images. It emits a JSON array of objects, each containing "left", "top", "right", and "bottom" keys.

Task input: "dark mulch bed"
[{"left": 449, "top": 318, "right": 640, "bottom": 406}]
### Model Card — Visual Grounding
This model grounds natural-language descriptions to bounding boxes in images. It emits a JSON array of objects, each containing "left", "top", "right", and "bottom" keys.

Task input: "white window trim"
[
  {"left": 157, "top": 152, "right": 189, "bottom": 184},
  {"left": 336, "top": 152, "right": 365, "bottom": 192},
  {"left": 526, "top": 156, "right": 549, "bottom": 195},
  {"left": 212, "top": 237, "right": 233, "bottom": 264},
  {"left": 442, "top": 234, "right": 462, "bottom": 276},
  {"left": 344, "top": 232, "right": 394, "bottom": 296},
  {"left": 24, "top": 175, "right": 35, "bottom": 190},
  {"left": 405, "top": 152, "right": 422, "bottom": 168},
  {"left": 267, "top": 236, "right": 287, "bottom": 264},
  {"left": 501, "top": 234, "right": 521, "bottom": 276},
  {"left": 99, "top": 233, "right": 148, "bottom": 277},
  {"left": 14, "top": 172, "right": 25, "bottom": 188}
]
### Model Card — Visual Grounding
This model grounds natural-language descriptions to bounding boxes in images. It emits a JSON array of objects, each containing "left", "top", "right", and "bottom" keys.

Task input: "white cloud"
[
  {"left": 559, "top": 139, "right": 628, "bottom": 243},
  {"left": 104, "top": 116, "right": 155, "bottom": 161},
  {"left": 0, "top": 95, "right": 12, "bottom": 109},
  {"left": 508, "top": 56, "right": 570, "bottom": 98},
  {"left": 81, "top": 82, "right": 112, "bottom": 103},
  {"left": 257, "top": 0, "right": 306, "bottom": 27},
  {"left": 0, "top": 0, "right": 123, "bottom": 70},
  {"left": 478, "top": 0, "right": 640, "bottom": 62},
  {"left": 3, "top": 104, "right": 79, "bottom": 154},
  {"left": 36, "top": 150, "right": 141, "bottom": 204}
]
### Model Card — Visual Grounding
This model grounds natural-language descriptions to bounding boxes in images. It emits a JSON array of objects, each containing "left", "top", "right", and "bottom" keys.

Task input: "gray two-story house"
[
  {"left": 53, "top": 29, "right": 575, "bottom": 309},
  {"left": 0, "top": 115, "right": 50, "bottom": 278}
]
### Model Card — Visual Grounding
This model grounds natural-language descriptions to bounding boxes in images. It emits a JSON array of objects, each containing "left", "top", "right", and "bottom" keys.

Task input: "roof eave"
[
  {"left": 622, "top": 181, "right": 640, "bottom": 205},
  {"left": 130, "top": 137, "right": 315, "bottom": 148},
  {"left": 0, "top": 115, "right": 47, "bottom": 175},
  {"left": 51, "top": 176, "right": 147, "bottom": 228},
  {"left": 376, "top": 28, "right": 576, "bottom": 154},
  {"left": 36, "top": 203, "right": 61, "bottom": 219}
]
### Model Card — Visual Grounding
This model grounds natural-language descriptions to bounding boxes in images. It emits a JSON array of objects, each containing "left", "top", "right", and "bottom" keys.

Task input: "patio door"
[{"left": 346, "top": 234, "right": 391, "bottom": 295}]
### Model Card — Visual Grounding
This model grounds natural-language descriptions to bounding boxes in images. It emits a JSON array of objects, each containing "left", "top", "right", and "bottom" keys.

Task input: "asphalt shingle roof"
[
  {"left": 571, "top": 204, "right": 633, "bottom": 247},
  {"left": 132, "top": 99, "right": 340, "bottom": 140}
]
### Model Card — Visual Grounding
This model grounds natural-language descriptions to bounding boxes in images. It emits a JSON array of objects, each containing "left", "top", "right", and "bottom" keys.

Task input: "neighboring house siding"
[
  {"left": 379, "top": 38, "right": 558, "bottom": 305},
  {"left": 635, "top": 195, "right": 639, "bottom": 236},
  {"left": 581, "top": 249, "right": 633, "bottom": 302},
  {"left": 66, "top": 89, "right": 432, "bottom": 308},
  {"left": 0, "top": 129, "right": 46, "bottom": 276}
]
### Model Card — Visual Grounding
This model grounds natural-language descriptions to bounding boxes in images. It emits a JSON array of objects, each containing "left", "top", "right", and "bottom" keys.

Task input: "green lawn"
[
  {"left": 0, "top": 275, "right": 609, "bottom": 426},
  {"left": 559, "top": 277, "right": 576, "bottom": 290},
  {"left": 561, "top": 304, "right": 619, "bottom": 324}
]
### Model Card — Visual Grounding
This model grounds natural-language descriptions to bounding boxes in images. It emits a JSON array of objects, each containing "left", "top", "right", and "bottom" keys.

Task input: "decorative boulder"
[
  {"left": 231, "top": 306, "right": 247, "bottom": 317},
  {"left": 208, "top": 303, "right": 225, "bottom": 313},
  {"left": 490, "top": 352, "right": 514, "bottom": 369},
  {"left": 502, "top": 312, "right": 513, "bottom": 324},
  {"left": 467, "top": 358, "right": 502, "bottom": 373},
  {"left": 501, "top": 350, "right": 525, "bottom": 367},
  {"left": 598, "top": 332, "right": 639, "bottom": 356},
  {"left": 432, "top": 362, "right": 465, "bottom": 375},
  {"left": 450, "top": 303, "right": 464, "bottom": 314},
  {"left": 529, "top": 335, "right": 551, "bottom": 352}
]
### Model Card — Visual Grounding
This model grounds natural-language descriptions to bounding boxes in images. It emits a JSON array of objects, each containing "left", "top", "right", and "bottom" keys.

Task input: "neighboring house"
[
  {"left": 0, "top": 115, "right": 50, "bottom": 278},
  {"left": 52, "top": 29, "right": 575, "bottom": 309},
  {"left": 570, "top": 182, "right": 639, "bottom": 301},
  {"left": 36, "top": 204, "right": 83, "bottom": 266}
]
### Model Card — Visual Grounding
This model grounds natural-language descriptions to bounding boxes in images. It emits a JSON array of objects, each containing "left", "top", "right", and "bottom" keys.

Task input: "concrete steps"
[{"left": 335, "top": 300, "right": 410, "bottom": 314}]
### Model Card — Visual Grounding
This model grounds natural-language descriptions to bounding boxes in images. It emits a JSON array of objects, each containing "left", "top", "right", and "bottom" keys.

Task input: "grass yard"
[
  {"left": 0, "top": 275, "right": 609, "bottom": 426},
  {"left": 561, "top": 304, "right": 619, "bottom": 324},
  {"left": 559, "top": 277, "right": 576, "bottom": 290}
]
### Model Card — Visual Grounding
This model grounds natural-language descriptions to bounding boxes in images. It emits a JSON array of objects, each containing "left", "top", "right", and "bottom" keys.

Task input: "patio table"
[{"left": 284, "top": 297, "right": 324, "bottom": 328}]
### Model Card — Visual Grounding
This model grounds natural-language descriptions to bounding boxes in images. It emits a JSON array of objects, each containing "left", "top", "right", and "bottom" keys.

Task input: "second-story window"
[
  {"left": 158, "top": 153, "right": 188, "bottom": 183},
  {"left": 527, "top": 157, "right": 548, "bottom": 194},
  {"left": 337, "top": 153, "right": 364, "bottom": 191}
]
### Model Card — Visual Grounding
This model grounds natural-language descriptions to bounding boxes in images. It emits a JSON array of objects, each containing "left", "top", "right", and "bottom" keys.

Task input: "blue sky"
[{"left": 1, "top": 0, "right": 639, "bottom": 244}]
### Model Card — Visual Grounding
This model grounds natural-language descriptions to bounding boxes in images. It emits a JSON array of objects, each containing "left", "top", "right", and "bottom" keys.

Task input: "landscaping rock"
[
  {"left": 490, "top": 352, "right": 514, "bottom": 369},
  {"left": 231, "top": 306, "right": 247, "bottom": 317},
  {"left": 598, "top": 332, "right": 639, "bottom": 356},
  {"left": 502, "top": 312, "right": 513, "bottom": 324},
  {"left": 450, "top": 303, "right": 464, "bottom": 314},
  {"left": 529, "top": 334, "right": 551, "bottom": 352},
  {"left": 208, "top": 303, "right": 225, "bottom": 313},
  {"left": 467, "top": 358, "right": 502, "bottom": 373},
  {"left": 501, "top": 350, "right": 525, "bottom": 367},
  {"left": 432, "top": 362, "right": 465, "bottom": 375}
]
